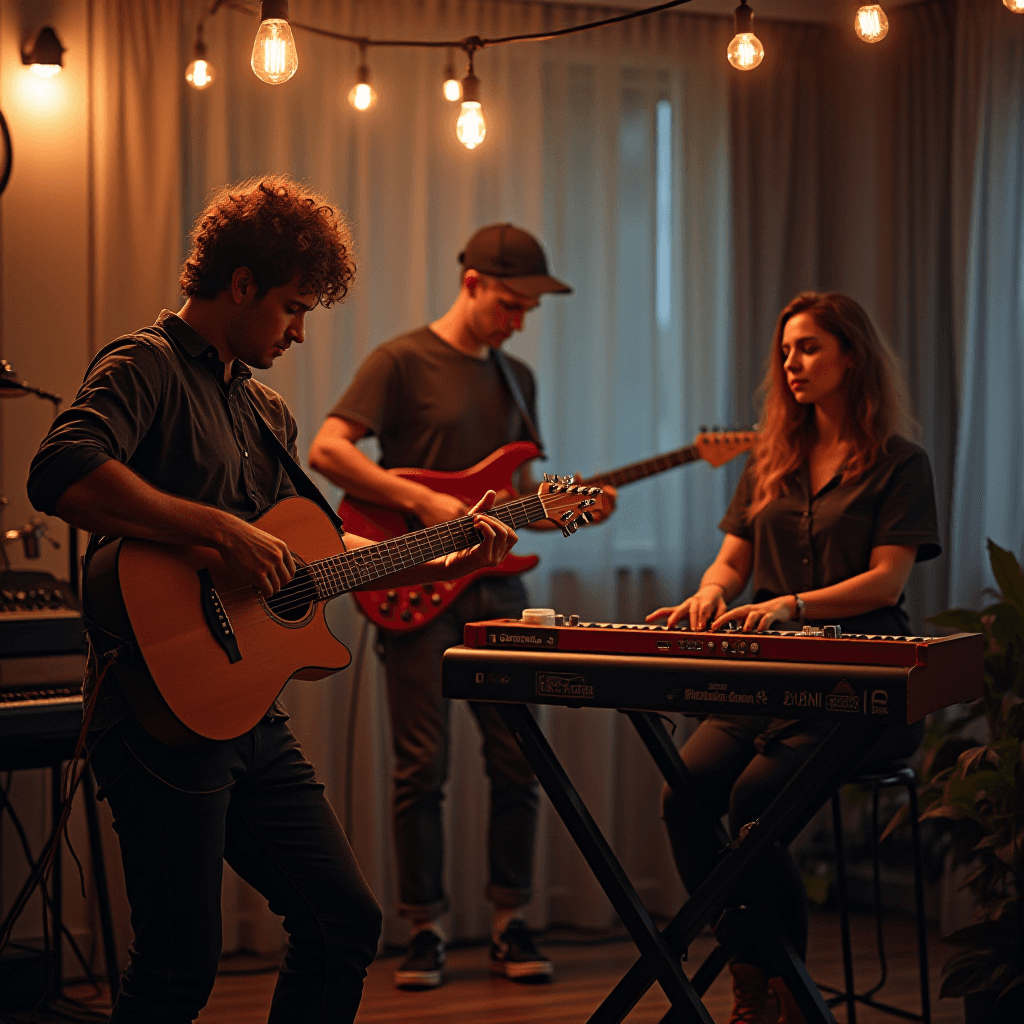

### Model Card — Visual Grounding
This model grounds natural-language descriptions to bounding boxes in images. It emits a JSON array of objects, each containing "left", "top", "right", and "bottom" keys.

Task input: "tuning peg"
[
  {"left": 547, "top": 483, "right": 563, "bottom": 493},
  {"left": 580, "top": 511, "right": 594, "bottom": 524},
  {"left": 542, "top": 473, "right": 554, "bottom": 483},
  {"left": 587, "top": 487, "right": 601, "bottom": 495},
  {"left": 561, "top": 525, "right": 572, "bottom": 538},
  {"left": 568, "top": 519, "right": 580, "bottom": 533}
]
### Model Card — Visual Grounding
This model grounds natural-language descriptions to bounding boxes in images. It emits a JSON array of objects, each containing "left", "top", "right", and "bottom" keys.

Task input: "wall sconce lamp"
[{"left": 22, "top": 27, "right": 65, "bottom": 78}]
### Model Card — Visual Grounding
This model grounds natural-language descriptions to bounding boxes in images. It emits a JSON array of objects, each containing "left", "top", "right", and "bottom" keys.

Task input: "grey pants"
[{"left": 379, "top": 576, "right": 539, "bottom": 923}]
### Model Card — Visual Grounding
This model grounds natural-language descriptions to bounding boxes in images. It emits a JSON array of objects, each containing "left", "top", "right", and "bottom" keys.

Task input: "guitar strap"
[
  {"left": 491, "top": 348, "right": 545, "bottom": 457},
  {"left": 244, "top": 385, "right": 345, "bottom": 534}
]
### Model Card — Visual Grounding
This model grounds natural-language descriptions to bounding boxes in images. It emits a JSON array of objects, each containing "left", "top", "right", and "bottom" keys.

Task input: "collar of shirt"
[
  {"left": 155, "top": 309, "right": 253, "bottom": 385},
  {"left": 796, "top": 463, "right": 845, "bottom": 502}
]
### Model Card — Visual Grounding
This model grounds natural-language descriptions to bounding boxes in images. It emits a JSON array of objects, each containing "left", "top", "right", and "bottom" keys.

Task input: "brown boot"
[
  {"left": 727, "top": 962, "right": 778, "bottom": 1024},
  {"left": 768, "top": 977, "right": 806, "bottom": 1024}
]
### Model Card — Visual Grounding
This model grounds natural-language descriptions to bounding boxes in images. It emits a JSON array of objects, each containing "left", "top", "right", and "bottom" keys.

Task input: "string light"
[
  {"left": 251, "top": 0, "right": 298, "bottom": 85},
  {"left": 1004, "top": 0, "right": 1024, "bottom": 12},
  {"left": 443, "top": 50, "right": 462, "bottom": 102},
  {"left": 727, "top": 2, "right": 764, "bottom": 71},
  {"left": 185, "top": 25, "right": 215, "bottom": 90},
  {"left": 347, "top": 49, "right": 378, "bottom": 112},
  {"left": 456, "top": 53, "right": 486, "bottom": 150},
  {"left": 855, "top": 5, "right": 889, "bottom": 43}
]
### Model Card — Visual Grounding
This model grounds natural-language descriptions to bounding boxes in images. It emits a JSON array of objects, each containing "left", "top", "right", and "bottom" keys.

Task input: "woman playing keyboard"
[{"left": 647, "top": 292, "right": 940, "bottom": 1024}]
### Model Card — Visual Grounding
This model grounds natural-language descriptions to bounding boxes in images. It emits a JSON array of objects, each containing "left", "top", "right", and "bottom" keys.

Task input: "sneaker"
[
  {"left": 489, "top": 919, "right": 553, "bottom": 982},
  {"left": 394, "top": 929, "right": 445, "bottom": 990}
]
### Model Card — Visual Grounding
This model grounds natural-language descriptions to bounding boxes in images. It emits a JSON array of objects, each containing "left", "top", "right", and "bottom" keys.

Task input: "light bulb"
[
  {"left": 456, "top": 69, "right": 485, "bottom": 150},
  {"left": 251, "top": 1, "right": 298, "bottom": 85},
  {"left": 727, "top": 33, "right": 764, "bottom": 70},
  {"left": 457, "top": 102, "right": 486, "bottom": 149},
  {"left": 348, "top": 81, "right": 377, "bottom": 112},
  {"left": 443, "top": 76, "right": 461, "bottom": 102},
  {"left": 186, "top": 58, "right": 215, "bottom": 90},
  {"left": 30, "top": 63, "right": 61, "bottom": 78},
  {"left": 855, "top": 5, "right": 889, "bottom": 43},
  {"left": 727, "top": 4, "right": 764, "bottom": 71},
  {"left": 1003, "top": 0, "right": 1024, "bottom": 12}
]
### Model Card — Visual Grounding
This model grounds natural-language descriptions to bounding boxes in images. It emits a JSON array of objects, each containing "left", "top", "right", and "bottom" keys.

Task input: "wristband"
[{"left": 791, "top": 594, "right": 805, "bottom": 624}]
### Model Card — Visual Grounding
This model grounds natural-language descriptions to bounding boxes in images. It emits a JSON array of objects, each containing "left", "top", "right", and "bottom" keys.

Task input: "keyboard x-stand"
[{"left": 442, "top": 619, "right": 984, "bottom": 1024}]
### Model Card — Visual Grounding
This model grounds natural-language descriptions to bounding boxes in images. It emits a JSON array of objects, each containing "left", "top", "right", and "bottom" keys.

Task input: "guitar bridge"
[{"left": 197, "top": 568, "right": 242, "bottom": 664}]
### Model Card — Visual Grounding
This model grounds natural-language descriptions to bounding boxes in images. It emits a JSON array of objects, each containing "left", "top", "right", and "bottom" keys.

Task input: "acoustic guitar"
[
  {"left": 85, "top": 481, "right": 604, "bottom": 748},
  {"left": 340, "top": 429, "right": 758, "bottom": 633}
]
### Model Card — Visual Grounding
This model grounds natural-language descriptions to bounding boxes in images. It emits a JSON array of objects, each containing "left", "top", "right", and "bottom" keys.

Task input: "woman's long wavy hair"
[{"left": 747, "top": 292, "right": 915, "bottom": 520}]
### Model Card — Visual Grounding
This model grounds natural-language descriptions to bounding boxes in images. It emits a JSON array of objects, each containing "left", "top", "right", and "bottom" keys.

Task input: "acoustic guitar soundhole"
[{"left": 265, "top": 566, "right": 315, "bottom": 623}]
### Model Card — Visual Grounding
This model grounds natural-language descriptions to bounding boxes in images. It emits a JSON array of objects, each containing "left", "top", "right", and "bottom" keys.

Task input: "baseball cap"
[{"left": 458, "top": 223, "right": 572, "bottom": 296}]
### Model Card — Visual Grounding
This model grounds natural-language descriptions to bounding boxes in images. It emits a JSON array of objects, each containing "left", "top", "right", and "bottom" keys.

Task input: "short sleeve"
[
  {"left": 872, "top": 446, "right": 941, "bottom": 562},
  {"left": 327, "top": 347, "right": 400, "bottom": 438},
  {"left": 718, "top": 456, "right": 756, "bottom": 541}
]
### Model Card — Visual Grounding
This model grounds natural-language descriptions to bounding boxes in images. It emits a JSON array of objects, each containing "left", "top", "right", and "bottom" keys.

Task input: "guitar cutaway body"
[{"left": 103, "top": 497, "right": 351, "bottom": 746}]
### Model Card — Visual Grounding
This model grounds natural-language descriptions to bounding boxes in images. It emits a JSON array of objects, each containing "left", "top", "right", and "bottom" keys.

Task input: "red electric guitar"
[
  {"left": 85, "top": 481, "right": 605, "bottom": 748},
  {"left": 340, "top": 429, "right": 758, "bottom": 633}
]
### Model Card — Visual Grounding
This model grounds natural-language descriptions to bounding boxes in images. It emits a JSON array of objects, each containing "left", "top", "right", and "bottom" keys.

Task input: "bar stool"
[{"left": 822, "top": 764, "right": 930, "bottom": 1024}]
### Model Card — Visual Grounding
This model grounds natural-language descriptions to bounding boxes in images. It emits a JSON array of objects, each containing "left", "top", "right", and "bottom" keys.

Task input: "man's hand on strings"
[{"left": 441, "top": 490, "right": 518, "bottom": 573}]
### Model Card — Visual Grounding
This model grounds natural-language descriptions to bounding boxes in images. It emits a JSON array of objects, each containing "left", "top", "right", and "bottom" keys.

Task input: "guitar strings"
[{"left": 207, "top": 494, "right": 553, "bottom": 619}]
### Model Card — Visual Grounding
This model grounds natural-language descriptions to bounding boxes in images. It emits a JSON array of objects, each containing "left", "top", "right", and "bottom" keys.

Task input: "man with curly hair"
[{"left": 28, "top": 176, "right": 519, "bottom": 1024}]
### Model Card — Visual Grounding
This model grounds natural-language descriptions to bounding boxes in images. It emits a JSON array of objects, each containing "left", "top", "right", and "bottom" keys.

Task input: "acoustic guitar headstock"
[
  {"left": 537, "top": 475, "right": 608, "bottom": 537},
  {"left": 694, "top": 427, "right": 759, "bottom": 468}
]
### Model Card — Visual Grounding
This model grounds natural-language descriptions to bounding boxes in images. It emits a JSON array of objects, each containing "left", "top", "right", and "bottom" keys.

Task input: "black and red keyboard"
[{"left": 443, "top": 619, "right": 984, "bottom": 724}]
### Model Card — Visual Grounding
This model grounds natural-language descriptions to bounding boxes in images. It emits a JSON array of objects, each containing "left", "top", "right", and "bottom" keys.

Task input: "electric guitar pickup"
[
  {"left": 85, "top": 481, "right": 605, "bottom": 748},
  {"left": 340, "top": 429, "right": 757, "bottom": 633}
]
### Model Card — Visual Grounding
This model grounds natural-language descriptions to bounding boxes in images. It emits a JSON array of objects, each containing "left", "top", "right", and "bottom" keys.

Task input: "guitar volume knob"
[
  {"left": 400, "top": 609, "right": 413, "bottom": 622},
  {"left": 379, "top": 602, "right": 391, "bottom": 615},
  {"left": 408, "top": 591, "right": 421, "bottom": 605},
  {"left": 430, "top": 593, "right": 442, "bottom": 605}
]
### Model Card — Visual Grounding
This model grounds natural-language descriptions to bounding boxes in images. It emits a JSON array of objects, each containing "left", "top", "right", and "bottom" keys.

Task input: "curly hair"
[
  {"left": 748, "top": 291, "right": 917, "bottom": 520},
  {"left": 180, "top": 175, "right": 354, "bottom": 307}
]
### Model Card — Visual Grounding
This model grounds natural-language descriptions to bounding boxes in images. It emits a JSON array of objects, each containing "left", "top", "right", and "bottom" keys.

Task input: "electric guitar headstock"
[
  {"left": 537, "top": 474, "right": 608, "bottom": 537},
  {"left": 693, "top": 426, "right": 759, "bottom": 468}
]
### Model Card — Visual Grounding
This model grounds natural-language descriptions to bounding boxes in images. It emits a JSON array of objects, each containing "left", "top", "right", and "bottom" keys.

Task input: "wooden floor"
[{"left": 57, "top": 910, "right": 963, "bottom": 1023}]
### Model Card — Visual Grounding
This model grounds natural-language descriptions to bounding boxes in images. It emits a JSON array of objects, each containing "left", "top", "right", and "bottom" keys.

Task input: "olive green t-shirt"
[{"left": 329, "top": 326, "right": 539, "bottom": 471}]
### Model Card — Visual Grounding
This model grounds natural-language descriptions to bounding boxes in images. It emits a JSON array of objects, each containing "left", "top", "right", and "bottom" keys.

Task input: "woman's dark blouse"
[{"left": 719, "top": 436, "right": 941, "bottom": 634}]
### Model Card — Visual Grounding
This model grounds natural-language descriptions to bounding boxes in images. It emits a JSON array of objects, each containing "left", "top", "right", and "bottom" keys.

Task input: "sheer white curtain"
[
  {"left": 947, "top": 0, "right": 1024, "bottom": 606},
  {"left": 180, "top": 0, "right": 734, "bottom": 947}
]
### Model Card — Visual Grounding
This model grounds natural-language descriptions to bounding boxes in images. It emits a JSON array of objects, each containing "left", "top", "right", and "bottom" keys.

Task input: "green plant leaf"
[
  {"left": 940, "top": 959, "right": 1001, "bottom": 998},
  {"left": 959, "top": 745, "right": 997, "bottom": 776},
  {"left": 988, "top": 539, "right": 1024, "bottom": 613},
  {"left": 928, "top": 608, "right": 985, "bottom": 633},
  {"left": 879, "top": 802, "right": 909, "bottom": 843}
]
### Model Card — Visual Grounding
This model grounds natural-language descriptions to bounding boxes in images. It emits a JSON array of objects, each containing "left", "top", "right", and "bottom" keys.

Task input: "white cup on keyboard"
[{"left": 521, "top": 608, "right": 557, "bottom": 626}]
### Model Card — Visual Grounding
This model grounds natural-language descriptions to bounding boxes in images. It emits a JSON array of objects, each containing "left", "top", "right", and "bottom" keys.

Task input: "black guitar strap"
[
  {"left": 245, "top": 385, "right": 345, "bottom": 534},
  {"left": 491, "top": 348, "right": 545, "bottom": 458}
]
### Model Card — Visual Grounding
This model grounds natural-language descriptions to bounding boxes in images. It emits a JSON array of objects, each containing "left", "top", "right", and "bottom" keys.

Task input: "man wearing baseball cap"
[{"left": 310, "top": 224, "right": 604, "bottom": 991}]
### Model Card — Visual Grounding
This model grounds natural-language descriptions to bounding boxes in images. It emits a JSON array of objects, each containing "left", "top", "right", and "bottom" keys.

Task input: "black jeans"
[
  {"left": 379, "top": 577, "right": 539, "bottom": 923},
  {"left": 88, "top": 711, "right": 382, "bottom": 1023},
  {"left": 660, "top": 715, "right": 923, "bottom": 966}
]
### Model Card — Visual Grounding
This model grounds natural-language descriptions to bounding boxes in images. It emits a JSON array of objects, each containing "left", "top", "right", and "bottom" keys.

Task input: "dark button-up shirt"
[
  {"left": 27, "top": 311, "right": 300, "bottom": 730},
  {"left": 29, "top": 311, "right": 298, "bottom": 518},
  {"left": 719, "top": 435, "right": 941, "bottom": 633}
]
